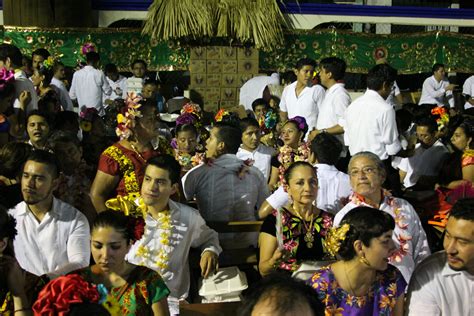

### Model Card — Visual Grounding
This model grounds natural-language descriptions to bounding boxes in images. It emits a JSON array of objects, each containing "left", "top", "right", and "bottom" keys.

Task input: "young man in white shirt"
[
  {"left": 127, "top": 155, "right": 221, "bottom": 314},
  {"left": 260, "top": 132, "right": 351, "bottom": 218},
  {"left": 462, "top": 75, "right": 474, "bottom": 110},
  {"left": 103, "top": 63, "right": 126, "bottom": 106},
  {"left": 123, "top": 59, "right": 149, "bottom": 98},
  {"left": 26, "top": 110, "right": 50, "bottom": 150},
  {"left": 406, "top": 198, "right": 474, "bottom": 316},
  {"left": 31, "top": 48, "right": 50, "bottom": 71},
  {"left": 69, "top": 51, "right": 112, "bottom": 115},
  {"left": 419, "top": 63, "right": 457, "bottom": 108},
  {"left": 236, "top": 117, "right": 276, "bottom": 182},
  {"left": 8, "top": 150, "right": 90, "bottom": 278},
  {"left": 279, "top": 58, "right": 325, "bottom": 140},
  {"left": 310, "top": 57, "right": 351, "bottom": 149},
  {"left": 182, "top": 122, "right": 269, "bottom": 248},
  {"left": 398, "top": 117, "right": 449, "bottom": 190},
  {"left": 50, "top": 61, "right": 74, "bottom": 111}
]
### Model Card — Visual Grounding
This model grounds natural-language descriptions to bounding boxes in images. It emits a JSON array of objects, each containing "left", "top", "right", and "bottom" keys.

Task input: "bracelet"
[{"left": 14, "top": 308, "right": 32, "bottom": 313}]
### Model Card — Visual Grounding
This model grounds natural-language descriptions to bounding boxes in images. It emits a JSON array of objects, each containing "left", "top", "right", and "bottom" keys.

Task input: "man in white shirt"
[
  {"left": 406, "top": 198, "right": 474, "bottom": 316},
  {"left": 103, "top": 63, "right": 126, "bottom": 106},
  {"left": 236, "top": 118, "right": 276, "bottom": 182},
  {"left": 50, "top": 61, "right": 74, "bottom": 111},
  {"left": 122, "top": 59, "right": 149, "bottom": 98},
  {"left": 419, "top": 63, "right": 456, "bottom": 108},
  {"left": 398, "top": 117, "right": 449, "bottom": 190},
  {"left": 260, "top": 132, "right": 351, "bottom": 218},
  {"left": 31, "top": 48, "right": 50, "bottom": 71},
  {"left": 462, "top": 75, "right": 474, "bottom": 110},
  {"left": 8, "top": 150, "right": 90, "bottom": 278},
  {"left": 279, "top": 58, "right": 325, "bottom": 140},
  {"left": 69, "top": 52, "right": 111, "bottom": 115},
  {"left": 334, "top": 152, "right": 430, "bottom": 282},
  {"left": 344, "top": 64, "right": 403, "bottom": 195},
  {"left": 182, "top": 122, "right": 269, "bottom": 248},
  {"left": 127, "top": 155, "right": 221, "bottom": 315},
  {"left": 310, "top": 57, "right": 351, "bottom": 152},
  {"left": 26, "top": 110, "right": 50, "bottom": 150},
  {"left": 0, "top": 44, "right": 38, "bottom": 114}
]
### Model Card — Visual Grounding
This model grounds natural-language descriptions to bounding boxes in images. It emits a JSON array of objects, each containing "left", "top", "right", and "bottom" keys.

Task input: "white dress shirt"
[
  {"left": 126, "top": 200, "right": 221, "bottom": 311},
  {"left": 386, "top": 80, "right": 401, "bottom": 109},
  {"left": 344, "top": 89, "right": 401, "bottom": 160},
  {"left": 236, "top": 144, "right": 275, "bottom": 181},
  {"left": 316, "top": 83, "right": 351, "bottom": 155},
  {"left": 334, "top": 194, "right": 431, "bottom": 282},
  {"left": 398, "top": 140, "right": 449, "bottom": 188},
  {"left": 419, "top": 75, "right": 454, "bottom": 108},
  {"left": 463, "top": 75, "right": 474, "bottom": 110},
  {"left": 266, "top": 163, "right": 352, "bottom": 215},
  {"left": 69, "top": 65, "right": 112, "bottom": 113},
  {"left": 51, "top": 77, "right": 74, "bottom": 111},
  {"left": 13, "top": 70, "right": 38, "bottom": 114},
  {"left": 182, "top": 154, "right": 269, "bottom": 248},
  {"left": 407, "top": 251, "right": 474, "bottom": 316},
  {"left": 280, "top": 81, "right": 325, "bottom": 140},
  {"left": 104, "top": 75, "right": 127, "bottom": 104},
  {"left": 8, "top": 197, "right": 90, "bottom": 277}
]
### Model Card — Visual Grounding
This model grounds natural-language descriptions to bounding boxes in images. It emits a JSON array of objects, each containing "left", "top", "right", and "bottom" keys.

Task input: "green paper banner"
[{"left": 1, "top": 26, "right": 473, "bottom": 74}]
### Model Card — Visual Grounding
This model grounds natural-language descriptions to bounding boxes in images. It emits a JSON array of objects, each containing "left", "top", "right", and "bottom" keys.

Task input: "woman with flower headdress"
[
  {"left": 90, "top": 97, "right": 173, "bottom": 214},
  {"left": 308, "top": 206, "right": 406, "bottom": 316},
  {"left": 172, "top": 103, "right": 205, "bottom": 173},
  {"left": 30, "top": 58, "right": 61, "bottom": 113},
  {"left": 37, "top": 211, "right": 170, "bottom": 316},
  {"left": 268, "top": 116, "right": 310, "bottom": 190},
  {"left": 259, "top": 161, "right": 333, "bottom": 276}
]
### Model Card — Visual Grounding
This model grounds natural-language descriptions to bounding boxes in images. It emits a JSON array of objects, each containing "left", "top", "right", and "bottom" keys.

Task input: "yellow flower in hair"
[
  {"left": 117, "top": 113, "right": 126, "bottom": 124},
  {"left": 324, "top": 224, "right": 350, "bottom": 257}
]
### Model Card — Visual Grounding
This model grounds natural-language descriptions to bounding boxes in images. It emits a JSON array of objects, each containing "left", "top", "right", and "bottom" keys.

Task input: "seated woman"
[
  {"left": 90, "top": 98, "right": 173, "bottom": 213},
  {"left": 72, "top": 210, "right": 170, "bottom": 315},
  {"left": 268, "top": 116, "right": 309, "bottom": 190},
  {"left": 309, "top": 206, "right": 405, "bottom": 316},
  {"left": 0, "top": 207, "right": 48, "bottom": 315},
  {"left": 259, "top": 161, "right": 333, "bottom": 276}
]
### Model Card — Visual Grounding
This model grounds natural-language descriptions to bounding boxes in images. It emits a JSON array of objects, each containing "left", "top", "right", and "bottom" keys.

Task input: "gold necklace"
[
  {"left": 293, "top": 206, "right": 316, "bottom": 248},
  {"left": 129, "top": 142, "right": 146, "bottom": 162}
]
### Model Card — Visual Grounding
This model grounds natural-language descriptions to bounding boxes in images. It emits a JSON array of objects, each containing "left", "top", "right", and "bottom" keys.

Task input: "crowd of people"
[{"left": 0, "top": 42, "right": 473, "bottom": 315}]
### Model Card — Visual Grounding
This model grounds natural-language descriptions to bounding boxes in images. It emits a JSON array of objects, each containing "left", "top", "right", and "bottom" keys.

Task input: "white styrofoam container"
[{"left": 198, "top": 266, "right": 248, "bottom": 302}]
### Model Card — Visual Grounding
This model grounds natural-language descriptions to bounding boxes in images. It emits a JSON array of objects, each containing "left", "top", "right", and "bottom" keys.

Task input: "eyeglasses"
[{"left": 348, "top": 166, "right": 378, "bottom": 177}]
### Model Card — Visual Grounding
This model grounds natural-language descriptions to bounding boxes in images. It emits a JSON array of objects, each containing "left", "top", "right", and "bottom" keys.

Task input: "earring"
[{"left": 359, "top": 255, "right": 371, "bottom": 267}]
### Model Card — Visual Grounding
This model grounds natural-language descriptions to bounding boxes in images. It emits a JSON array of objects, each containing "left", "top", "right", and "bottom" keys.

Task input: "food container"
[{"left": 198, "top": 266, "right": 248, "bottom": 302}]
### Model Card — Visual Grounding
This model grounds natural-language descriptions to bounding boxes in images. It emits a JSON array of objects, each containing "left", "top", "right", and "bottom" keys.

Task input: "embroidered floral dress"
[
  {"left": 308, "top": 265, "right": 406, "bottom": 316},
  {"left": 74, "top": 265, "right": 169, "bottom": 316},
  {"left": 260, "top": 208, "right": 333, "bottom": 272}
]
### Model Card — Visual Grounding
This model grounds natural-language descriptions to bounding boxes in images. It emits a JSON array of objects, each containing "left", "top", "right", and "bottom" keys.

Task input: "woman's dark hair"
[
  {"left": 38, "top": 65, "right": 54, "bottom": 86},
  {"left": 0, "top": 206, "right": 17, "bottom": 257},
  {"left": 92, "top": 210, "right": 144, "bottom": 243},
  {"left": 0, "top": 142, "right": 33, "bottom": 179},
  {"left": 146, "top": 155, "right": 181, "bottom": 185},
  {"left": 337, "top": 206, "right": 395, "bottom": 260},
  {"left": 284, "top": 161, "right": 315, "bottom": 186},
  {"left": 457, "top": 119, "right": 474, "bottom": 149},
  {"left": 175, "top": 123, "right": 198, "bottom": 138},
  {"left": 239, "top": 273, "right": 324, "bottom": 316}
]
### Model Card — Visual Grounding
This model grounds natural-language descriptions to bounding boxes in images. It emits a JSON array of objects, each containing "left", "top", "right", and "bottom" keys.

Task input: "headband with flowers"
[
  {"left": 431, "top": 106, "right": 450, "bottom": 131},
  {"left": 116, "top": 92, "right": 143, "bottom": 140},
  {"left": 324, "top": 223, "right": 351, "bottom": 257},
  {"left": 42, "top": 56, "right": 55, "bottom": 70},
  {"left": 214, "top": 108, "right": 230, "bottom": 123},
  {"left": 32, "top": 274, "right": 120, "bottom": 316},
  {"left": 79, "top": 106, "right": 99, "bottom": 132},
  {"left": 0, "top": 67, "right": 15, "bottom": 92},
  {"left": 181, "top": 102, "right": 202, "bottom": 119},
  {"left": 287, "top": 116, "right": 308, "bottom": 133}
]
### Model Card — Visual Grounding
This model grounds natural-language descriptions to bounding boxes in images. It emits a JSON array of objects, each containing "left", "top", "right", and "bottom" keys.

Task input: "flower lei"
[
  {"left": 174, "top": 150, "right": 205, "bottom": 169},
  {"left": 134, "top": 199, "right": 172, "bottom": 275},
  {"left": 116, "top": 92, "right": 143, "bottom": 140},
  {"left": 0, "top": 68, "right": 15, "bottom": 92},
  {"left": 275, "top": 208, "right": 333, "bottom": 272},
  {"left": 431, "top": 106, "right": 449, "bottom": 131},
  {"left": 277, "top": 143, "right": 310, "bottom": 186},
  {"left": 32, "top": 274, "right": 120, "bottom": 316},
  {"left": 349, "top": 190, "right": 411, "bottom": 263}
]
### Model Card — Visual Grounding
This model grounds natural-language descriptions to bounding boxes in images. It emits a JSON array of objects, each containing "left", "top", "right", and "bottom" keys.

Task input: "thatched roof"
[{"left": 142, "top": 0, "right": 291, "bottom": 51}]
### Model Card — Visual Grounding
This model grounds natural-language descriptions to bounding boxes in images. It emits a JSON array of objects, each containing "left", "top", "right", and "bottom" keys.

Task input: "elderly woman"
[
  {"left": 334, "top": 151, "right": 430, "bottom": 282},
  {"left": 309, "top": 206, "right": 406, "bottom": 316},
  {"left": 259, "top": 161, "right": 333, "bottom": 276},
  {"left": 90, "top": 98, "right": 172, "bottom": 213}
]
